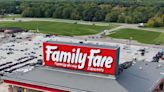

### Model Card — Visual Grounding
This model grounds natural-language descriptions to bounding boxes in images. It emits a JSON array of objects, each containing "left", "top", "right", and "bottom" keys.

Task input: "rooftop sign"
[{"left": 43, "top": 42, "right": 119, "bottom": 75}]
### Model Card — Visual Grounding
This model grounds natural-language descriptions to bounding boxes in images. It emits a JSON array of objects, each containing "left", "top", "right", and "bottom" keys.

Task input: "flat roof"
[
  {"left": 2, "top": 62, "right": 164, "bottom": 92},
  {"left": 45, "top": 41, "right": 120, "bottom": 50}
]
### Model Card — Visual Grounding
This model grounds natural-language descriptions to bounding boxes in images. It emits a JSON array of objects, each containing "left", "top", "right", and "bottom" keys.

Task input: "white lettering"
[
  {"left": 88, "top": 49, "right": 100, "bottom": 67},
  {"left": 105, "top": 57, "right": 113, "bottom": 68},
  {"left": 45, "top": 45, "right": 114, "bottom": 70},
  {"left": 78, "top": 53, "right": 87, "bottom": 69},
  {"left": 87, "top": 49, "right": 113, "bottom": 68},
  {"left": 52, "top": 51, "right": 60, "bottom": 61},
  {"left": 71, "top": 49, "right": 76, "bottom": 63},
  {"left": 59, "top": 51, "right": 71, "bottom": 63},
  {"left": 46, "top": 46, "right": 58, "bottom": 61}
]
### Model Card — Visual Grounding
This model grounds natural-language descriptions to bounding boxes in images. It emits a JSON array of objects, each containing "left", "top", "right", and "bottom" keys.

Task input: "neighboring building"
[{"left": 2, "top": 41, "right": 164, "bottom": 92}]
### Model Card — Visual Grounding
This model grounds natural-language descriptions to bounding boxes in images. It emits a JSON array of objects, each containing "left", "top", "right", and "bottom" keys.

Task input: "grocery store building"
[{"left": 2, "top": 41, "right": 164, "bottom": 92}]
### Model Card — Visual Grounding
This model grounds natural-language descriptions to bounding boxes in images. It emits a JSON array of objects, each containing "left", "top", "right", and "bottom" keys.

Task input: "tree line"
[{"left": 0, "top": 0, "right": 164, "bottom": 27}]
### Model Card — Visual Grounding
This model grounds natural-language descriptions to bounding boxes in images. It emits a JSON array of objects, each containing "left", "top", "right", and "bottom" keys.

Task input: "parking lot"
[{"left": 0, "top": 32, "right": 163, "bottom": 66}]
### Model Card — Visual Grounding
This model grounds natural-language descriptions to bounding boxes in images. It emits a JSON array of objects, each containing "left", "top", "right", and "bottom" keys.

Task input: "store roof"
[
  {"left": 2, "top": 61, "right": 164, "bottom": 92},
  {"left": 45, "top": 41, "right": 120, "bottom": 50}
]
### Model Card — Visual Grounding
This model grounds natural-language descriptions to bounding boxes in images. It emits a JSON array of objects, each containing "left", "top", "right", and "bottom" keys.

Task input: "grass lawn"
[
  {"left": 108, "top": 28, "right": 164, "bottom": 44},
  {"left": 0, "top": 21, "right": 112, "bottom": 36}
]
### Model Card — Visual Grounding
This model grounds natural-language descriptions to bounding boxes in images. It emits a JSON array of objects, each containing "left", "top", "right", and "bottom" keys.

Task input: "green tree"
[
  {"left": 146, "top": 17, "right": 163, "bottom": 27},
  {"left": 22, "top": 7, "right": 34, "bottom": 17},
  {"left": 70, "top": 10, "right": 81, "bottom": 20},
  {"left": 33, "top": 7, "right": 41, "bottom": 17},
  {"left": 105, "top": 12, "right": 119, "bottom": 22},
  {"left": 44, "top": 9, "right": 52, "bottom": 17},
  {"left": 93, "top": 10, "right": 105, "bottom": 21},
  {"left": 125, "top": 16, "right": 133, "bottom": 23},
  {"left": 99, "top": 4, "right": 112, "bottom": 14},
  {"left": 52, "top": 6, "right": 64, "bottom": 18},
  {"left": 1, "top": 0, "right": 163, "bottom": 24},
  {"left": 146, "top": 19, "right": 154, "bottom": 27},
  {"left": 162, "top": 14, "right": 164, "bottom": 23},
  {"left": 82, "top": 7, "right": 97, "bottom": 21},
  {"left": 117, "top": 13, "right": 125, "bottom": 23},
  {"left": 62, "top": 8, "right": 72, "bottom": 19},
  {"left": 20, "top": 2, "right": 30, "bottom": 12}
]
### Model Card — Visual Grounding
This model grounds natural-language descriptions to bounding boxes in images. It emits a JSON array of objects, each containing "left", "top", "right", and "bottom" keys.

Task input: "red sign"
[{"left": 43, "top": 42, "right": 119, "bottom": 75}]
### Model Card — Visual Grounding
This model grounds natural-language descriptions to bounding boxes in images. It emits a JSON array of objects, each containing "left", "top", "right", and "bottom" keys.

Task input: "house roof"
[{"left": 2, "top": 61, "right": 164, "bottom": 92}]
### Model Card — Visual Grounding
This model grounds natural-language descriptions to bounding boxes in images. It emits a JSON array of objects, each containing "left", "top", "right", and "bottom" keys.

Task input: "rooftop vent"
[{"left": 139, "top": 67, "right": 143, "bottom": 70}]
